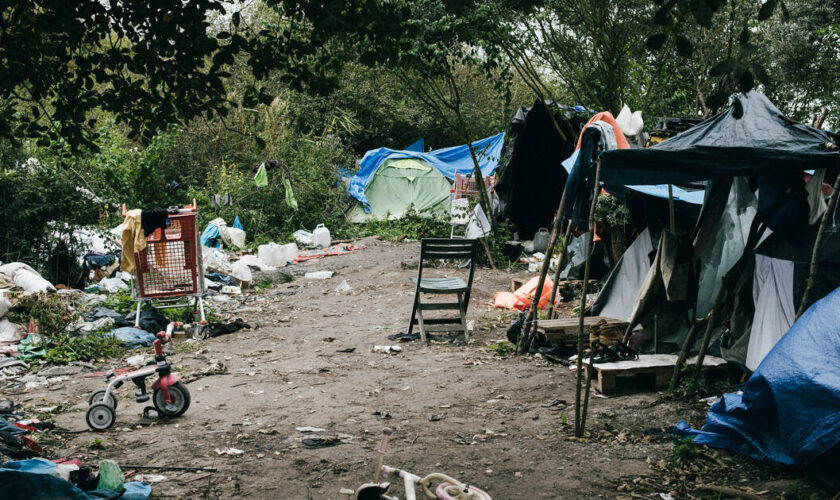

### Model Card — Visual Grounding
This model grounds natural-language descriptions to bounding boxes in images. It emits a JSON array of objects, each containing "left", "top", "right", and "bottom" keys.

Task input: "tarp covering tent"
[
  {"left": 675, "top": 286, "right": 840, "bottom": 491},
  {"left": 600, "top": 91, "right": 837, "bottom": 186},
  {"left": 347, "top": 158, "right": 453, "bottom": 222},
  {"left": 495, "top": 101, "right": 586, "bottom": 239},
  {"left": 348, "top": 132, "right": 505, "bottom": 215}
]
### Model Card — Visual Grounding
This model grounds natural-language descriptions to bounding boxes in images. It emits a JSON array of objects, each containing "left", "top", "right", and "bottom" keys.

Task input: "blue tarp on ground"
[
  {"left": 108, "top": 327, "right": 155, "bottom": 348},
  {"left": 1, "top": 459, "right": 151, "bottom": 500},
  {"left": 348, "top": 132, "right": 505, "bottom": 211},
  {"left": 675, "top": 286, "right": 840, "bottom": 480}
]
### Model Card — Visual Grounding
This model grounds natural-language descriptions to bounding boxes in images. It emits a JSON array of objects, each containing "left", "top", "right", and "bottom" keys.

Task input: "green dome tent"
[{"left": 348, "top": 158, "right": 452, "bottom": 222}]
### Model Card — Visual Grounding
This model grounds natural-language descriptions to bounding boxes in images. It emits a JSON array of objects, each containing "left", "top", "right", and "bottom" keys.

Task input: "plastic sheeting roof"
[{"left": 601, "top": 91, "right": 838, "bottom": 186}]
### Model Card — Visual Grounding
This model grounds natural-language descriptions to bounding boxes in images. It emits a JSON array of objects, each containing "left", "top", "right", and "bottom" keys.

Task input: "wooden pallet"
[
  {"left": 582, "top": 354, "right": 728, "bottom": 394},
  {"left": 535, "top": 316, "right": 627, "bottom": 346}
]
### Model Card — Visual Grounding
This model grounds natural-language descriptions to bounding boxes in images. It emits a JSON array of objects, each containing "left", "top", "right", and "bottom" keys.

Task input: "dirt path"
[{"left": 13, "top": 239, "right": 822, "bottom": 498}]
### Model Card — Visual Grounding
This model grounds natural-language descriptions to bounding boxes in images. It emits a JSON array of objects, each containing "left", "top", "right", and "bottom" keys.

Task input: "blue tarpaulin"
[
  {"left": 675, "top": 286, "right": 840, "bottom": 486},
  {"left": 561, "top": 149, "right": 704, "bottom": 205},
  {"left": 1, "top": 459, "right": 151, "bottom": 500},
  {"left": 200, "top": 223, "right": 221, "bottom": 248},
  {"left": 348, "top": 132, "right": 505, "bottom": 211},
  {"left": 405, "top": 138, "right": 425, "bottom": 152},
  {"left": 108, "top": 327, "right": 155, "bottom": 348}
]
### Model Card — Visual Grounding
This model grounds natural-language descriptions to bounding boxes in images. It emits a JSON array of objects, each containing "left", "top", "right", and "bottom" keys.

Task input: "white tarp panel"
[
  {"left": 592, "top": 228, "right": 654, "bottom": 321},
  {"left": 746, "top": 254, "right": 795, "bottom": 371}
]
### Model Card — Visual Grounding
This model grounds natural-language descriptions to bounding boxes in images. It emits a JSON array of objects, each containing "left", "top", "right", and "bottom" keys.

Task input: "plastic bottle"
[
  {"left": 533, "top": 228, "right": 550, "bottom": 253},
  {"left": 312, "top": 224, "right": 331, "bottom": 248},
  {"left": 281, "top": 243, "right": 299, "bottom": 263}
]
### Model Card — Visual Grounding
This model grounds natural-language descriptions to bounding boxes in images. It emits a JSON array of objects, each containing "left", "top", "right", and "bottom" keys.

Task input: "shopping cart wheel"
[
  {"left": 193, "top": 324, "right": 209, "bottom": 340},
  {"left": 86, "top": 403, "right": 116, "bottom": 431},
  {"left": 89, "top": 389, "right": 118, "bottom": 410}
]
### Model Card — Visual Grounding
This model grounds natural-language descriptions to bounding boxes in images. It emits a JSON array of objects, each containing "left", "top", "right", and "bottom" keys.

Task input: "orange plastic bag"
[{"left": 493, "top": 276, "right": 555, "bottom": 311}]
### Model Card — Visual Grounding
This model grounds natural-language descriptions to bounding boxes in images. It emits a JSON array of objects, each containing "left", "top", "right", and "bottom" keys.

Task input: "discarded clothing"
[
  {"left": 85, "top": 307, "right": 128, "bottom": 325},
  {"left": 107, "top": 327, "right": 155, "bottom": 349},
  {"left": 675, "top": 287, "right": 840, "bottom": 491},
  {"left": 83, "top": 254, "right": 115, "bottom": 270},
  {"left": 123, "top": 310, "right": 168, "bottom": 334},
  {"left": 120, "top": 209, "right": 146, "bottom": 273},
  {"left": 1, "top": 458, "right": 151, "bottom": 500},
  {"left": 140, "top": 209, "right": 169, "bottom": 237},
  {"left": 293, "top": 243, "right": 358, "bottom": 263},
  {"left": 208, "top": 319, "right": 251, "bottom": 338}
]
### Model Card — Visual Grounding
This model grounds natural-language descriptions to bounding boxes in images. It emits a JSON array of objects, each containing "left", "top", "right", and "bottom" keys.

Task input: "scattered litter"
[
  {"left": 428, "top": 414, "right": 445, "bottom": 422},
  {"left": 305, "top": 271, "right": 334, "bottom": 280},
  {"left": 138, "top": 474, "right": 167, "bottom": 483},
  {"left": 486, "top": 399, "right": 500, "bottom": 404},
  {"left": 372, "top": 345, "right": 402, "bottom": 354},
  {"left": 339, "top": 488, "right": 355, "bottom": 495},
  {"left": 336, "top": 347, "right": 356, "bottom": 353},
  {"left": 372, "top": 410, "right": 392, "bottom": 420},
  {"left": 659, "top": 494, "right": 675, "bottom": 500},
  {"left": 295, "top": 244, "right": 358, "bottom": 263},
  {"left": 296, "top": 426, "right": 326, "bottom": 433},
  {"left": 126, "top": 354, "right": 146, "bottom": 366},
  {"left": 215, "top": 447, "right": 244, "bottom": 456},
  {"left": 334, "top": 280, "right": 352, "bottom": 293},
  {"left": 221, "top": 285, "right": 242, "bottom": 295},
  {"left": 99, "top": 277, "right": 129, "bottom": 294},
  {"left": 387, "top": 332, "right": 421, "bottom": 342},
  {"left": 301, "top": 437, "right": 341, "bottom": 449}
]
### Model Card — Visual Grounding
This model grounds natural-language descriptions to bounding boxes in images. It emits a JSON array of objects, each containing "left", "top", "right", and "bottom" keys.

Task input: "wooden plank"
[
  {"left": 582, "top": 354, "right": 727, "bottom": 372},
  {"left": 583, "top": 354, "right": 729, "bottom": 394}
]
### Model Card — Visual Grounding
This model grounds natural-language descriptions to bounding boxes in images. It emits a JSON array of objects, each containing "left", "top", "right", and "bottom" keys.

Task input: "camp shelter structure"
[
  {"left": 495, "top": 100, "right": 587, "bottom": 239},
  {"left": 347, "top": 133, "right": 505, "bottom": 222},
  {"left": 592, "top": 91, "right": 838, "bottom": 369}
]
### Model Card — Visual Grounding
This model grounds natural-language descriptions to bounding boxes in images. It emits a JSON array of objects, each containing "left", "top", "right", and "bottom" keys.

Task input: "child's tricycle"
[{"left": 85, "top": 322, "right": 190, "bottom": 431}]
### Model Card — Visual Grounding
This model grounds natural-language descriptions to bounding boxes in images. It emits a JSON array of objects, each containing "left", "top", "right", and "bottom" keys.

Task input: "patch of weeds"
[
  {"left": 34, "top": 402, "right": 77, "bottom": 422},
  {"left": 782, "top": 480, "right": 804, "bottom": 500},
  {"left": 670, "top": 435, "right": 698, "bottom": 467},
  {"left": 7, "top": 293, "right": 75, "bottom": 335},
  {"left": 100, "top": 291, "right": 137, "bottom": 315},
  {"left": 87, "top": 438, "right": 106, "bottom": 450},
  {"left": 672, "top": 364, "right": 731, "bottom": 400},
  {"left": 339, "top": 209, "right": 450, "bottom": 241},
  {"left": 43, "top": 331, "right": 124, "bottom": 365},
  {"left": 172, "top": 339, "right": 202, "bottom": 354},
  {"left": 488, "top": 340, "right": 515, "bottom": 356}
]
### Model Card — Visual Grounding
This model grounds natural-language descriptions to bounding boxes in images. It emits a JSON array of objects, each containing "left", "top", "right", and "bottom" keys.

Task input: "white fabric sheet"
[{"left": 746, "top": 254, "right": 795, "bottom": 371}]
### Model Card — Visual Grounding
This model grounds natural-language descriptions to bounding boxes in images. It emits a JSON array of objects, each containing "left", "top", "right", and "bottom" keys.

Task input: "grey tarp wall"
[{"left": 591, "top": 228, "right": 654, "bottom": 321}]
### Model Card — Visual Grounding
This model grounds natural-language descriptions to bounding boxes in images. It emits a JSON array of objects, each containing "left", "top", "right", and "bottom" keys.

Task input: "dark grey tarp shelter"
[
  {"left": 495, "top": 100, "right": 586, "bottom": 239},
  {"left": 600, "top": 91, "right": 837, "bottom": 186}
]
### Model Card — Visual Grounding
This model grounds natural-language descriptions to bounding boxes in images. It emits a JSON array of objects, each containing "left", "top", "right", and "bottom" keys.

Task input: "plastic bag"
[
  {"left": 230, "top": 261, "right": 252, "bottom": 282},
  {"left": 96, "top": 459, "right": 124, "bottom": 491},
  {"left": 227, "top": 228, "right": 246, "bottom": 248},
  {"left": 99, "top": 277, "right": 128, "bottom": 294}
]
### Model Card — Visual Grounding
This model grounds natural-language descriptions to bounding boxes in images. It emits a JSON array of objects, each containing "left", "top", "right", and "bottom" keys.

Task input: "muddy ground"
[{"left": 4, "top": 239, "right": 826, "bottom": 499}]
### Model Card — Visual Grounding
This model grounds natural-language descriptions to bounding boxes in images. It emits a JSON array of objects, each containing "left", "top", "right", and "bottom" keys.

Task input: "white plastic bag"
[
  {"left": 0, "top": 319, "right": 26, "bottom": 345},
  {"left": 230, "top": 260, "right": 252, "bottom": 282},
  {"left": 258, "top": 243, "right": 287, "bottom": 267},
  {"left": 227, "top": 228, "right": 246, "bottom": 248},
  {"left": 293, "top": 230, "right": 313, "bottom": 247},
  {"left": 99, "top": 277, "right": 129, "bottom": 293},
  {"left": 14, "top": 269, "right": 56, "bottom": 293},
  {"left": 0, "top": 293, "right": 10, "bottom": 318}
]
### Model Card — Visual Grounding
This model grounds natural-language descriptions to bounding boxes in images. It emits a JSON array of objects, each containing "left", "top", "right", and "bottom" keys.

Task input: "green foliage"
[
  {"left": 337, "top": 211, "right": 450, "bottom": 241},
  {"left": 488, "top": 340, "right": 516, "bottom": 356},
  {"left": 594, "top": 194, "right": 632, "bottom": 228},
  {"left": 42, "top": 331, "right": 124, "bottom": 365},
  {"left": 670, "top": 435, "right": 699, "bottom": 467},
  {"left": 6, "top": 294, "right": 75, "bottom": 337},
  {"left": 101, "top": 291, "right": 137, "bottom": 315}
]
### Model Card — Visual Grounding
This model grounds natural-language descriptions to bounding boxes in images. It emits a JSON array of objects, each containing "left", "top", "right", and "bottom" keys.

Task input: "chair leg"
[
  {"left": 407, "top": 291, "right": 420, "bottom": 336},
  {"left": 417, "top": 302, "right": 427, "bottom": 343},
  {"left": 457, "top": 292, "right": 469, "bottom": 342}
]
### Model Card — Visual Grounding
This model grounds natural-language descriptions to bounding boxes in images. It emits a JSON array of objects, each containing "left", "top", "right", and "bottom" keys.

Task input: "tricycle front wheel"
[{"left": 153, "top": 381, "right": 191, "bottom": 417}]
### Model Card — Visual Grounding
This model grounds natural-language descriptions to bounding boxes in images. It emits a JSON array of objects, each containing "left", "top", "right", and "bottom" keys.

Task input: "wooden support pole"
[
  {"left": 517, "top": 186, "right": 569, "bottom": 354},
  {"left": 796, "top": 173, "right": 840, "bottom": 320},
  {"left": 574, "top": 158, "right": 602, "bottom": 438},
  {"left": 668, "top": 184, "right": 676, "bottom": 233},
  {"left": 579, "top": 341, "right": 597, "bottom": 436},
  {"left": 669, "top": 312, "right": 710, "bottom": 391},
  {"left": 546, "top": 223, "right": 574, "bottom": 319}
]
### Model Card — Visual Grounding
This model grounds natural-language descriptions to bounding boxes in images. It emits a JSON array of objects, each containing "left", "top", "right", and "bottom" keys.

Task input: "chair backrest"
[{"left": 419, "top": 238, "right": 477, "bottom": 261}]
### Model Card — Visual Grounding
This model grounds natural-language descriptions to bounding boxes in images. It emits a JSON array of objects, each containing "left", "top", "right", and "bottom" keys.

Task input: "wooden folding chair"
[{"left": 407, "top": 238, "right": 478, "bottom": 342}]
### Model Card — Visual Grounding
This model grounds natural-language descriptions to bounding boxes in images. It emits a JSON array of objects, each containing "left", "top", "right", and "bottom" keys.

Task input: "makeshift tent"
[
  {"left": 347, "top": 158, "right": 452, "bottom": 221},
  {"left": 495, "top": 101, "right": 586, "bottom": 239},
  {"left": 347, "top": 132, "right": 505, "bottom": 219},
  {"left": 405, "top": 138, "right": 424, "bottom": 152},
  {"left": 675, "top": 286, "right": 840, "bottom": 491},
  {"left": 591, "top": 92, "right": 838, "bottom": 365}
]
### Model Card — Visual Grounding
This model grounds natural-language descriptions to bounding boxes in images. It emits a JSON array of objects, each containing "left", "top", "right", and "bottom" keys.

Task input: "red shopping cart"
[{"left": 122, "top": 201, "right": 208, "bottom": 339}]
